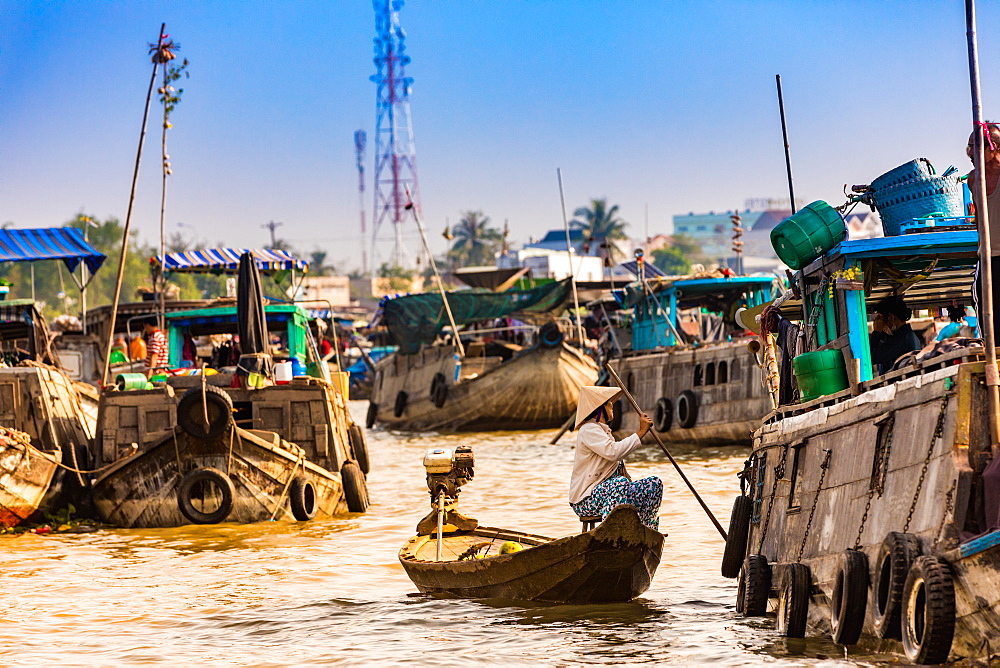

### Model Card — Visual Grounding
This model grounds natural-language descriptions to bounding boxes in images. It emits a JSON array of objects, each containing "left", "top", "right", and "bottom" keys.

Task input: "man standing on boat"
[
  {"left": 142, "top": 316, "right": 170, "bottom": 378},
  {"left": 568, "top": 386, "right": 662, "bottom": 530}
]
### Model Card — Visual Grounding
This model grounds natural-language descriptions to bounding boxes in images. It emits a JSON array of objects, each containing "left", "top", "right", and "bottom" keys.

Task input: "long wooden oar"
[
  {"left": 549, "top": 412, "right": 575, "bottom": 445},
  {"left": 606, "top": 363, "right": 728, "bottom": 541}
]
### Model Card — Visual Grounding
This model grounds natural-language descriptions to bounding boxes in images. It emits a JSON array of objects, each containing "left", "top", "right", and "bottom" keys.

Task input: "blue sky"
[{"left": 1, "top": 1, "right": 996, "bottom": 273}]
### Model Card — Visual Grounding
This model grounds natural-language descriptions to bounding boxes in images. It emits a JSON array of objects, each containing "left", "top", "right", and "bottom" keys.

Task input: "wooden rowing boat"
[{"left": 399, "top": 505, "right": 664, "bottom": 603}]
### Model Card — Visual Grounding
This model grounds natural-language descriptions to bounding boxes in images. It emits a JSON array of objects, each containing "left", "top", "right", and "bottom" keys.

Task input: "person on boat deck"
[
  {"left": 141, "top": 316, "right": 170, "bottom": 378},
  {"left": 568, "top": 386, "right": 662, "bottom": 531},
  {"left": 968, "top": 122, "right": 1000, "bottom": 336},
  {"left": 936, "top": 305, "right": 968, "bottom": 341},
  {"left": 869, "top": 296, "right": 921, "bottom": 375}
]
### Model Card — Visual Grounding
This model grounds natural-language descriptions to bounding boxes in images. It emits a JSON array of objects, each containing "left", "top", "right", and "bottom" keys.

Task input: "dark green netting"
[{"left": 384, "top": 279, "right": 572, "bottom": 354}]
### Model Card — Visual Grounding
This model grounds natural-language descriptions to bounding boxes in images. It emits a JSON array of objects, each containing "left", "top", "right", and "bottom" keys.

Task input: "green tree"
[
  {"left": 448, "top": 211, "right": 501, "bottom": 268},
  {"left": 309, "top": 249, "right": 334, "bottom": 276},
  {"left": 650, "top": 234, "right": 703, "bottom": 276}
]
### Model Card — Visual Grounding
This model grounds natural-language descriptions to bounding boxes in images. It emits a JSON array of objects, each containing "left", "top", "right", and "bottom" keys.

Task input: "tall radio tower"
[
  {"left": 354, "top": 130, "right": 368, "bottom": 276},
  {"left": 370, "top": 0, "right": 421, "bottom": 269}
]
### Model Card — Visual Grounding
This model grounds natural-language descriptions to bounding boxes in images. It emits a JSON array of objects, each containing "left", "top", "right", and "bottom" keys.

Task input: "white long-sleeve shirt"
[{"left": 568, "top": 421, "right": 642, "bottom": 504}]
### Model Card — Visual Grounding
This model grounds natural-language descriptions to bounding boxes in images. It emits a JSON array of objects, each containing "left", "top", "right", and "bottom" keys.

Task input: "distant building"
[{"left": 289, "top": 275, "right": 354, "bottom": 306}]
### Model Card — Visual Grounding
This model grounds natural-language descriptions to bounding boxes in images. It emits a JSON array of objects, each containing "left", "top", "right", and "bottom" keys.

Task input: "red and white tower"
[{"left": 370, "top": 0, "right": 421, "bottom": 269}]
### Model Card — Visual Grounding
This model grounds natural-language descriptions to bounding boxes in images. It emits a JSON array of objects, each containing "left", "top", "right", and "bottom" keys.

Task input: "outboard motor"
[{"left": 417, "top": 445, "right": 477, "bottom": 536}]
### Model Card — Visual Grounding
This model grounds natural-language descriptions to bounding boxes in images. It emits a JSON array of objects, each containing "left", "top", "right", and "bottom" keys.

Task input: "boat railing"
[{"left": 764, "top": 346, "right": 985, "bottom": 424}]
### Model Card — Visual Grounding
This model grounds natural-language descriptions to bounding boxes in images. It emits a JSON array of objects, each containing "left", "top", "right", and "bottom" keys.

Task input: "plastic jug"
[{"left": 275, "top": 361, "right": 293, "bottom": 385}]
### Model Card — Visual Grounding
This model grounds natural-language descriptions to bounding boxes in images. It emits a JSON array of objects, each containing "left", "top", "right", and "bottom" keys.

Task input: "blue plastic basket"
[
  {"left": 872, "top": 174, "right": 965, "bottom": 236},
  {"left": 870, "top": 158, "right": 935, "bottom": 192}
]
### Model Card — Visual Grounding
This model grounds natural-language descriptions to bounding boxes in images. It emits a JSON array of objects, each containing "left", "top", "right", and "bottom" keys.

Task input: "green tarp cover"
[{"left": 384, "top": 279, "right": 572, "bottom": 354}]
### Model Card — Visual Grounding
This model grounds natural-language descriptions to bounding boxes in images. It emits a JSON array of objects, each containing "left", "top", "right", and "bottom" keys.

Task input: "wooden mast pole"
[
  {"left": 405, "top": 186, "right": 465, "bottom": 358},
  {"left": 966, "top": 0, "right": 1000, "bottom": 450},
  {"left": 557, "top": 169, "right": 586, "bottom": 347},
  {"left": 775, "top": 75, "right": 797, "bottom": 215},
  {"left": 101, "top": 24, "right": 165, "bottom": 386}
]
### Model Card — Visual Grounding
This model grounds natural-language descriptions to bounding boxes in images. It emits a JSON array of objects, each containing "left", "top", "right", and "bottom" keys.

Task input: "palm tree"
[
  {"left": 571, "top": 198, "right": 628, "bottom": 267},
  {"left": 449, "top": 211, "right": 502, "bottom": 268}
]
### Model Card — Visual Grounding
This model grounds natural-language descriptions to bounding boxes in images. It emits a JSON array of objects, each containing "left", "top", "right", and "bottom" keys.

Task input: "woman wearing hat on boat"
[{"left": 568, "top": 386, "right": 661, "bottom": 530}]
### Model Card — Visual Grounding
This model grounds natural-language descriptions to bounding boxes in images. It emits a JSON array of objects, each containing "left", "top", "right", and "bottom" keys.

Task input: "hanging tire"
[
  {"left": 873, "top": 531, "right": 921, "bottom": 640},
  {"left": 721, "top": 496, "right": 752, "bottom": 578},
  {"left": 177, "top": 385, "right": 234, "bottom": 440},
  {"left": 831, "top": 550, "right": 869, "bottom": 645},
  {"left": 538, "top": 322, "right": 563, "bottom": 348},
  {"left": 289, "top": 476, "right": 317, "bottom": 521},
  {"left": 653, "top": 397, "right": 673, "bottom": 432},
  {"left": 177, "top": 467, "right": 236, "bottom": 524},
  {"left": 366, "top": 402, "right": 378, "bottom": 429},
  {"left": 777, "top": 562, "right": 811, "bottom": 638},
  {"left": 341, "top": 460, "right": 370, "bottom": 513},
  {"left": 393, "top": 391, "right": 408, "bottom": 418},
  {"left": 738, "top": 554, "right": 771, "bottom": 617},
  {"left": 608, "top": 399, "right": 624, "bottom": 432},
  {"left": 676, "top": 390, "right": 699, "bottom": 429},
  {"left": 348, "top": 423, "right": 370, "bottom": 475},
  {"left": 430, "top": 372, "right": 448, "bottom": 408},
  {"left": 901, "top": 556, "right": 955, "bottom": 665}
]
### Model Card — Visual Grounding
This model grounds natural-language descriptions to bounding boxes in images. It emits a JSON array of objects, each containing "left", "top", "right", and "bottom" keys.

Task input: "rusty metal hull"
[{"left": 741, "top": 355, "right": 1000, "bottom": 662}]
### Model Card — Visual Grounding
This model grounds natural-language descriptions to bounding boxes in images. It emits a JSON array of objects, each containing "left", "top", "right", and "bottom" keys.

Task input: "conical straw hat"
[{"left": 575, "top": 386, "right": 624, "bottom": 429}]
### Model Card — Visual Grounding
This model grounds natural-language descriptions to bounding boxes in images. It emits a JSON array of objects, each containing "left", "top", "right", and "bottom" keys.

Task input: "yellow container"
[{"left": 331, "top": 371, "right": 350, "bottom": 399}]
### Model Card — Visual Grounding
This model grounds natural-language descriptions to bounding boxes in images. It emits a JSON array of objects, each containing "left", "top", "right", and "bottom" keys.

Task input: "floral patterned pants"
[{"left": 570, "top": 462, "right": 663, "bottom": 530}]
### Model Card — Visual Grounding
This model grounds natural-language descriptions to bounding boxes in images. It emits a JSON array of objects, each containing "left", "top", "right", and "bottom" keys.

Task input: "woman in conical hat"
[{"left": 568, "top": 386, "right": 662, "bottom": 530}]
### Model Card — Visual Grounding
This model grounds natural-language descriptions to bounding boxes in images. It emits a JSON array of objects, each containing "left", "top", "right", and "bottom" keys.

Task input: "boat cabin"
[{"left": 623, "top": 275, "right": 776, "bottom": 351}]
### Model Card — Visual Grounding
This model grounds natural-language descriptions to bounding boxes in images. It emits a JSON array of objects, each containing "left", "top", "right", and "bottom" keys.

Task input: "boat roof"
[
  {"left": 166, "top": 302, "right": 310, "bottom": 329},
  {"left": 151, "top": 248, "right": 308, "bottom": 275},
  {"left": 784, "top": 229, "right": 978, "bottom": 315},
  {"left": 0, "top": 227, "right": 106, "bottom": 274}
]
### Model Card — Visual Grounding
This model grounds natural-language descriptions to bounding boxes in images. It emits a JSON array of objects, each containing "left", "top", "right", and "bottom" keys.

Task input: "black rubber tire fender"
[
  {"left": 348, "top": 423, "right": 370, "bottom": 475},
  {"left": 366, "top": 402, "right": 378, "bottom": 429},
  {"left": 430, "top": 372, "right": 448, "bottom": 408},
  {"left": 777, "top": 562, "right": 811, "bottom": 638},
  {"left": 538, "top": 322, "right": 564, "bottom": 348},
  {"left": 676, "top": 390, "right": 699, "bottom": 429},
  {"left": 177, "top": 385, "right": 234, "bottom": 440},
  {"left": 872, "top": 531, "right": 921, "bottom": 640},
  {"left": 607, "top": 399, "right": 624, "bottom": 432},
  {"left": 341, "top": 460, "right": 370, "bottom": 513},
  {"left": 831, "top": 549, "right": 869, "bottom": 645},
  {"left": 901, "top": 555, "right": 955, "bottom": 665},
  {"left": 289, "top": 476, "right": 317, "bottom": 521},
  {"left": 721, "top": 496, "right": 752, "bottom": 578},
  {"left": 653, "top": 397, "right": 672, "bottom": 432},
  {"left": 393, "top": 391, "right": 408, "bottom": 418},
  {"left": 177, "top": 467, "right": 236, "bottom": 525},
  {"left": 738, "top": 554, "right": 771, "bottom": 617}
]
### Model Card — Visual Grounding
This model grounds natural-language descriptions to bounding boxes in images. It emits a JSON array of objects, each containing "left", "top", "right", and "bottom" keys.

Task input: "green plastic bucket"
[
  {"left": 770, "top": 201, "right": 848, "bottom": 270},
  {"left": 793, "top": 350, "right": 849, "bottom": 402},
  {"left": 115, "top": 373, "right": 150, "bottom": 391}
]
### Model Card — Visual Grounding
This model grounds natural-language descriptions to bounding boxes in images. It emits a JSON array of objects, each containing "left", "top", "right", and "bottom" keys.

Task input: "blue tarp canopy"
[
  {"left": 0, "top": 227, "right": 106, "bottom": 274},
  {"left": 151, "top": 248, "right": 308, "bottom": 275}
]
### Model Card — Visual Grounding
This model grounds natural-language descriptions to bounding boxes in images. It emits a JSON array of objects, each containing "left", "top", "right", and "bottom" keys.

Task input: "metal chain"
[
  {"left": 932, "top": 480, "right": 957, "bottom": 551},
  {"left": 756, "top": 446, "right": 787, "bottom": 554},
  {"left": 903, "top": 394, "right": 950, "bottom": 533},
  {"left": 854, "top": 416, "right": 895, "bottom": 549},
  {"left": 797, "top": 448, "right": 832, "bottom": 563}
]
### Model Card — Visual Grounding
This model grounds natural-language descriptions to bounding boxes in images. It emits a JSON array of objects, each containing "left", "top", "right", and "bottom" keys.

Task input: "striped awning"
[
  {"left": 151, "top": 248, "right": 308, "bottom": 275},
  {"left": 0, "top": 227, "right": 106, "bottom": 273}
]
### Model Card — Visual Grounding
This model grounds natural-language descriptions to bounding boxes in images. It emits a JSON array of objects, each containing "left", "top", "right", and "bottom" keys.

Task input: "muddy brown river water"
[{"left": 0, "top": 402, "right": 898, "bottom": 665}]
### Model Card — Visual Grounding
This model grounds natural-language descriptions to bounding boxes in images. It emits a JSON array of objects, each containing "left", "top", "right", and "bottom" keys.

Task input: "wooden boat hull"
[
  {"left": 740, "top": 354, "right": 1000, "bottom": 662},
  {"left": 373, "top": 342, "right": 599, "bottom": 432},
  {"left": 92, "top": 426, "right": 348, "bottom": 528},
  {"left": 399, "top": 505, "right": 663, "bottom": 603},
  {"left": 613, "top": 340, "right": 769, "bottom": 446},
  {"left": 0, "top": 438, "right": 60, "bottom": 528}
]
